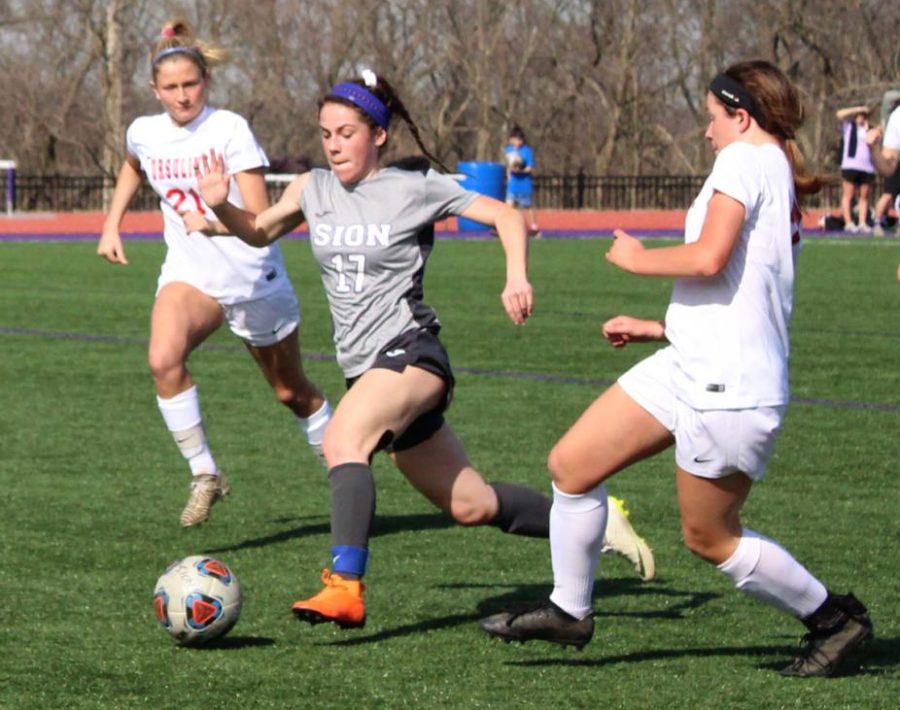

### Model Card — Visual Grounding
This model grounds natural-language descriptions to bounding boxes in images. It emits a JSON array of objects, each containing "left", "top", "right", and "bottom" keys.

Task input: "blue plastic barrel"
[{"left": 456, "top": 161, "right": 505, "bottom": 232}]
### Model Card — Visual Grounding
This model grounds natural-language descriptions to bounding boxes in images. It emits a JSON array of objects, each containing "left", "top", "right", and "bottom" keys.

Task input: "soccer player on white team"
[
  {"left": 481, "top": 60, "right": 873, "bottom": 678},
  {"left": 866, "top": 92, "right": 900, "bottom": 281},
  {"left": 195, "top": 70, "right": 654, "bottom": 628},
  {"left": 98, "top": 20, "right": 331, "bottom": 527}
]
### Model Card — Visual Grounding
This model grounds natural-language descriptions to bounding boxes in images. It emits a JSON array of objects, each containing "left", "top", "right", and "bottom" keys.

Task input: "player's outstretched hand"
[
  {"left": 605, "top": 229, "right": 644, "bottom": 273},
  {"left": 97, "top": 228, "right": 128, "bottom": 265},
  {"left": 602, "top": 315, "right": 665, "bottom": 348},
  {"left": 194, "top": 149, "right": 230, "bottom": 209},
  {"left": 502, "top": 276, "right": 534, "bottom": 325}
]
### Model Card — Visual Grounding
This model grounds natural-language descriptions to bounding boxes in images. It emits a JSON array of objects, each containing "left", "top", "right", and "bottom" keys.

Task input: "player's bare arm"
[
  {"left": 182, "top": 168, "right": 269, "bottom": 236},
  {"left": 866, "top": 126, "right": 899, "bottom": 177},
  {"left": 98, "top": 154, "right": 144, "bottom": 265},
  {"left": 195, "top": 151, "right": 309, "bottom": 246},
  {"left": 602, "top": 315, "right": 667, "bottom": 348},
  {"left": 606, "top": 192, "right": 743, "bottom": 277},
  {"left": 459, "top": 195, "right": 533, "bottom": 324}
]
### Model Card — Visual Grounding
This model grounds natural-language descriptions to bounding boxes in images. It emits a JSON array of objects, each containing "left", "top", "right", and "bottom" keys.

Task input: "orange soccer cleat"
[{"left": 292, "top": 569, "right": 366, "bottom": 629}]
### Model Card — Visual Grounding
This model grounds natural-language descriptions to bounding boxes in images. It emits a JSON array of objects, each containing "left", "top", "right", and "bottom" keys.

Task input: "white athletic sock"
[
  {"left": 297, "top": 400, "right": 331, "bottom": 468},
  {"left": 296, "top": 399, "right": 331, "bottom": 447},
  {"left": 717, "top": 528, "right": 828, "bottom": 619},
  {"left": 548, "top": 482, "right": 608, "bottom": 619},
  {"left": 157, "top": 386, "right": 217, "bottom": 476}
]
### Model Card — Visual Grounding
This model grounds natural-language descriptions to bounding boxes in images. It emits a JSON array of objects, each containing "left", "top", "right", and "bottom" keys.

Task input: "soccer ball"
[
  {"left": 153, "top": 556, "right": 242, "bottom": 646},
  {"left": 505, "top": 150, "right": 524, "bottom": 171}
]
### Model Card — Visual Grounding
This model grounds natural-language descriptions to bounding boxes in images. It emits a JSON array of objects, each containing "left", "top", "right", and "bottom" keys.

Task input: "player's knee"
[
  {"left": 321, "top": 424, "right": 366, "bottom": 465},
  {"left": 270, "top": 383, "right": 298, "bottom": 409},
  {"left": 448, "top": 494, "right": 493, "bottom": 527},
  {"left": 680, "top": 521, "right": 721, "bottom": 563},
  {"left": 547, "top": 444, "right": 584, "bottom": 491},
  {"left": 147, "top": 347, "right": 183, "bottom": 384},
  {"left": 272, "top": 378, "right": 321, "bottom": 411},
  {"left": 320, "top": 427, "right": 343, "bottom": 463}
]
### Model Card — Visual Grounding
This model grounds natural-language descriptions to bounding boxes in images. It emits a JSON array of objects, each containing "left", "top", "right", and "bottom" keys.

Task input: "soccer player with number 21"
[{"left": 99, "top": 20, "right": 331, "bottom": 529}]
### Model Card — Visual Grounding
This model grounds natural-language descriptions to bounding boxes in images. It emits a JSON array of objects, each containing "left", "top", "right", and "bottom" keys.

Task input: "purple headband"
[
  {"left": 329, "top": 82, "right": 391, "bottom": 129},
  {"left": 152, "top": 46, "right": 207, "bottom": 68}
]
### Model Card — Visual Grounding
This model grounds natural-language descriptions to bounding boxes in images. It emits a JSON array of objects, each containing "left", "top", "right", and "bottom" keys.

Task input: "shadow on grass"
[
  {"left": 502, "top": 643, "right": 799, "bottom": 668},
  {"left": 465, "top": 578, "right": 719, "bottom": 621},
  {"left": 205, "top": 512, "right": 455, "bottom": 554},
  {"left": 315, "top": 578, "right": 720, "bottom": 648},
  {"left": 754, "top": 634, "right": 899, "bottom": 678},
  {"left": 495, "top": 628, "right": 895, "bottom": 678},
  {"left": 505, "top": 638, "right": 894, "bottom": 677},
  {"left": 187, "top": 635, "right": 276, "bottom": 650}
]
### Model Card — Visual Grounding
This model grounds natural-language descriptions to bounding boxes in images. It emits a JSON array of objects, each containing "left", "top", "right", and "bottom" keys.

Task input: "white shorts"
[
  {"left": 618, "top": 347, "right": 786, "bottom": 481},
  {"left": 221, "top": 283, "right": 301, "bottom": 347}
]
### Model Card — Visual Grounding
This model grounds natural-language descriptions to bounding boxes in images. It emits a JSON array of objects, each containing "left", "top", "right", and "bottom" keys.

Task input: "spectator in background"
[
  {"left": 504, "top": 126, "right": 540, "bottom": 237},
  {"left": 836, "top": 105, "right": 875, "bottom": 233}
]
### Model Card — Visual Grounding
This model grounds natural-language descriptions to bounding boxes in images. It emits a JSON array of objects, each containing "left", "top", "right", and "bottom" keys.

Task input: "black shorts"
[
  {"left": 841, "top": 169, "right": 875, "bottom": 186},
  {"left": 345, "top": 327, "right": 455, "bottom": 453}
]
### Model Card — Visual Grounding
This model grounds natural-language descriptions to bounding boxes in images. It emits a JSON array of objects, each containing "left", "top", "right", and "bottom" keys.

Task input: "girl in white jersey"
[
  {"left": 866, "top": 101, "right": 900, "bottom": 279},
  {"left": 196, "top": 71, "right": 654, "bottom": 628},
  {"left": 97, "top": 20, "right": 331, "bottom": 528},
  {"left": 481, "top": 60, "right": 873, "bottom": 678}
]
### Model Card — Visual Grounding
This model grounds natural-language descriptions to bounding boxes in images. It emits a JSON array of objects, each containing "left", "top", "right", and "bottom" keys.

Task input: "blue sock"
[{"left": 331, "top": 545, "right": 369, "bottom": 579}]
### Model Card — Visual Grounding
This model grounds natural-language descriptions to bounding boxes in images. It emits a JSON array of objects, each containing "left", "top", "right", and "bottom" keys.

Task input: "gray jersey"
[{"left": 300, "top": 167, "right": 479, "bottom": 377}]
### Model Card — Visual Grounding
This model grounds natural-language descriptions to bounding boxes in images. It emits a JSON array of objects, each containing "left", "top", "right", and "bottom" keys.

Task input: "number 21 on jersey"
[{"left": 166, "top": 187, "right": 206, "bottom": 215}]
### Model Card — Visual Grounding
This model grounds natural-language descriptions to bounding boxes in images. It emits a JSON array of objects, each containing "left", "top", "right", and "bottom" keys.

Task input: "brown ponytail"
[{"left": 722, "top": 60, "right": 830, "bottom": 199}]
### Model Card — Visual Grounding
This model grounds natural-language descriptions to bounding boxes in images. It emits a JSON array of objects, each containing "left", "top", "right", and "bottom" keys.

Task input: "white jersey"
[
  {"left": 664, "top": 141, "right": 798, "bottom": 409},
  {"left": 884, "top": 105, "right": 900, "bottom": 151},
  {"left": 127, "top": 106, "right": 287, "bottom": 305}
]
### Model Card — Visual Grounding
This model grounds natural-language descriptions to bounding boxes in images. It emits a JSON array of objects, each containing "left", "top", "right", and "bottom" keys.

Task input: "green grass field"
[{"left": 1, "top": 236, "right": 897, "bottom": 709}]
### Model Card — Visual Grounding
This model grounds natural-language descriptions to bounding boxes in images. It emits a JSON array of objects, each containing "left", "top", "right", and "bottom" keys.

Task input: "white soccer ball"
[
  {"left": 506, "top": 150, "right": 524, "bottom": 171},
  {"left": 153, "top": 555, "right": 242, "bottom": 646}
]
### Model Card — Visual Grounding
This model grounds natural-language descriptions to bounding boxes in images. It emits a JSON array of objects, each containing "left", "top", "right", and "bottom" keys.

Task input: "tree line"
[{"left": 1, "top": 0, "right": 898, "bottom": 185}]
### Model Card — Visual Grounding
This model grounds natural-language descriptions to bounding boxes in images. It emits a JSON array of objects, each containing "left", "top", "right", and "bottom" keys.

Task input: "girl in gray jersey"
[{"left": 196, "top": 71, "right": 652, "bottom": 628}]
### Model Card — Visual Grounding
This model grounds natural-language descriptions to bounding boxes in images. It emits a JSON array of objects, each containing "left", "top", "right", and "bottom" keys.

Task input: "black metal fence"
[{"left": 1, "top": 172, "right": 864, "bottom": 213}]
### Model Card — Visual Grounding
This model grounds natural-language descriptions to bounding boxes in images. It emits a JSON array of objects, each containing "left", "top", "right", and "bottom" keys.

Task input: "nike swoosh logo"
[
  {"left": 693, "top": 456, "right": 714, "bottom": 463},
  {"left": 314, "top": 210, "right": 331, "bottom": 218},
  {"left": 385, "top": 349, "right": 406, "bottom": 357}
]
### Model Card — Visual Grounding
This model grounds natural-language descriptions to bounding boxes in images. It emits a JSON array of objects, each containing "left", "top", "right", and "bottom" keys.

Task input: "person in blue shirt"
[{"left": 504, "top": 126, "right": 540, "bottom": 236}]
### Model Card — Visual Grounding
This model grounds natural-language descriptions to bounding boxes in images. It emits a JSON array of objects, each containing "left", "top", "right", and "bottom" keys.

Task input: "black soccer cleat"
[
  {"left": 781, "top": 592, "right": 873, "bottom": 677},
  {"left": 480, "top": 601, "right": 594, "bottom": 650}
]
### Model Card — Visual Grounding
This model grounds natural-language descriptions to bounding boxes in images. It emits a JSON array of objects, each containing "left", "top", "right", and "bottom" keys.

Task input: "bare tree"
[{"left": 1, "top": 0, "right": 898, "bottom": 183}]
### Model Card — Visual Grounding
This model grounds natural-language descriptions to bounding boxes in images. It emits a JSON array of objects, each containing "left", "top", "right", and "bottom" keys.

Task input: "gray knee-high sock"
[
  {"left": 329, "top": 462, "right": 376, "bottom": 578},
  {"left": 489, "top": 482, "right": 551, "bottom": 537}
]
